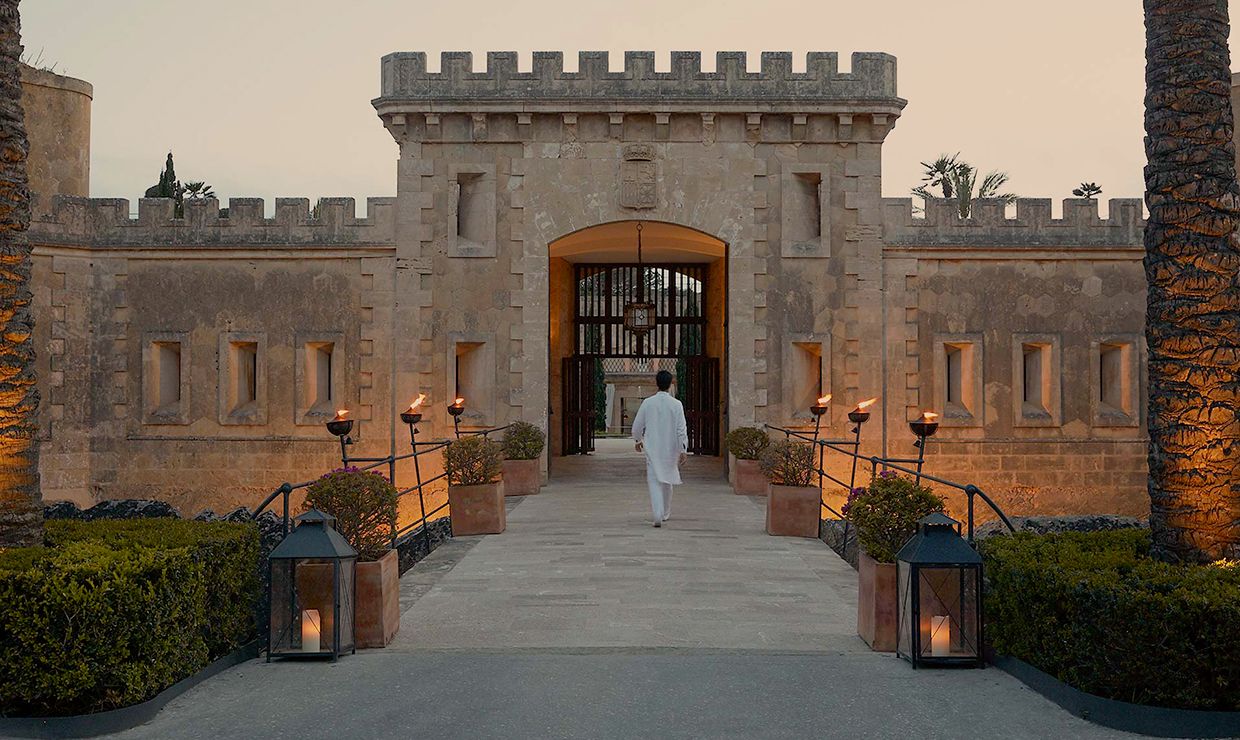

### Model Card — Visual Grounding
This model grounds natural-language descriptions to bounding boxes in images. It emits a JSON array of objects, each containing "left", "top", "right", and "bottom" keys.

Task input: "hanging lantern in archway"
[{"left": 623, "top": 222, "right": 656, "bottom": 335}]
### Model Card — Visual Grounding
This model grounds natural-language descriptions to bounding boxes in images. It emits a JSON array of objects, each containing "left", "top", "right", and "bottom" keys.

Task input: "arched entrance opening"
[{"left": 548, "top": 221, "right": 727, "bottom": 469}]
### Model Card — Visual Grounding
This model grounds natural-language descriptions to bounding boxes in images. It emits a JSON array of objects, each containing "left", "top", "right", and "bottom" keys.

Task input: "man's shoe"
[
  {"left": 653, "top": 520, "right": 662, "bottom": 528},
  {"left": 662, "top": 512, "right": 671, "bottom": 522}
]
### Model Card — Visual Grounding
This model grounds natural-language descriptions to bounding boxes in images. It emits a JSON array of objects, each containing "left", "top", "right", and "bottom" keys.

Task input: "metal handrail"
[
  {"left": 252, "top": 422, "right": 514, "bottom": 551},
  {"left": 764, "top": 423, "right": 1015, "bottom": 542}
]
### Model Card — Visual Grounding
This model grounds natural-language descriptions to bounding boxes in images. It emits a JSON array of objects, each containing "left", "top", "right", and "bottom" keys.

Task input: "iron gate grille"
[{"left": 574, "top": 264, "right": 708, "bottom": 358}]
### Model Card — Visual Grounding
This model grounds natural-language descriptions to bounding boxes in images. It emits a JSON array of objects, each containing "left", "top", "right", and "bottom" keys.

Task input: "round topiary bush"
[
  {"left": 725, "top": 426, "right": 770, "bottom": 460},
  {"left": 758, "top": 439, "right": 815, "bottom": 487},
  {"left": 445, "top": 435, "right": 503, "bottom": 486},
  {"left": 843, "top": 471, "right": 945, "bottom": 563},
  {"left": 303, "top": 468, "right": 398, "bottom": 561},
  {"left": 502, "top": 421, "right": 546, "bottom": 460}
]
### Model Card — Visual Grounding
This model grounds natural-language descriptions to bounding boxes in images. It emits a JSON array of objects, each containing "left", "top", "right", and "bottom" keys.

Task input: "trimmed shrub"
[
  {"left": 982, "top": 530, "right": 1240, "bottom": 710},
  {"left": 758, "top": 439, "right": 815, "bottom": 487},
  {"left": 502, "top": 421, "right": 546, "bottom": 460},
  {"left": 0, "top": 519, "right": 259, "bottom": 716},
  {"left": 303, "top": 468, "right": 399, "bottom": 561},
  {"left": 725, "top": 427, "right": 770, "bottom": 461},
  {"left": 844, "top": 471, "right": 944, "bottom": 563},
  {"left": 445, "top": 435, "right": 503, "bottom": 486}
]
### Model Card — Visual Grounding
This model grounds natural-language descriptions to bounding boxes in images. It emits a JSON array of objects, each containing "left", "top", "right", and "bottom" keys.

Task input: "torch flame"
[
  {"left": 333, "top": 409, "right": 349, "bottom": 421},
  {"left": 452, "top": 397, "right": 465, "bottom": 406},
  {"left": 922, "top": 411, "right": 939, "bottom": 422},
  {"left": 816, "top": 394, "right": 831, "bottom": 406},
  {"left": 855, "top": 397, "right": 878, "bottom": 411},
  {"left": 408, "top": 393, "right": 427, "bottom": 411}
]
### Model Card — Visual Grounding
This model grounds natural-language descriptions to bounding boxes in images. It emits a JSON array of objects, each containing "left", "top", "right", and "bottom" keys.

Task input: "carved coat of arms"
[{"left": 620, "top": 144, "right": 657, "bottom": 210}]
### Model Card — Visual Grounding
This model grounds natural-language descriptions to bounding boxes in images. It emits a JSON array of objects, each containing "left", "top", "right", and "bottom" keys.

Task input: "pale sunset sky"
[{"left": 22, "top": 0, "right": 1240, "bottom": 212}]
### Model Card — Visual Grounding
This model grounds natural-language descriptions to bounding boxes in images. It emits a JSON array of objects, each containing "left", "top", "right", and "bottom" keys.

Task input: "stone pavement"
[{"left": 73, "top": 440, "right": 1139, "bottom": 740}]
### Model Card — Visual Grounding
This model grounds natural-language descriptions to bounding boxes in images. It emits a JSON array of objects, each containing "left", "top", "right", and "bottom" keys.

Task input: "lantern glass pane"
[
  {"left": 915, "top": 566, "right": 979, "bottom": 660},
  {"left": 295, "top": 558, "right": 340, "bottom": 654},
  {"left": 896, "top": 560, "right": 913, "bottom": 658}
]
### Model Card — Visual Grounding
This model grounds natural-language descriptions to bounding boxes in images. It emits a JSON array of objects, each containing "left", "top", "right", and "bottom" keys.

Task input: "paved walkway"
[
  {"left": 74, "top": 440, "right": 1138, "bottom": 740},
  {"left": 391, "top": 439, "right": 859, "bottom": 651}
]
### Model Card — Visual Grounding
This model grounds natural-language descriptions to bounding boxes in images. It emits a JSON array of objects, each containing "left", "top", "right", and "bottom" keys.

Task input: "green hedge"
[
  {"left": 0, "top": 519, "right": 259, "bottom": 716},
  {"left": 982, "top": 529, "right": 1240, "bottom": 710}
]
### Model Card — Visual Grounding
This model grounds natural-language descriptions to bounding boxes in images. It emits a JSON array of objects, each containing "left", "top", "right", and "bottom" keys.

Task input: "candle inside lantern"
[
  {"left": 302, "top": 609, "right": 321, "bottom": 653},
  {"left": 930, "top": 615, "right": 950, "bottom": 656}
]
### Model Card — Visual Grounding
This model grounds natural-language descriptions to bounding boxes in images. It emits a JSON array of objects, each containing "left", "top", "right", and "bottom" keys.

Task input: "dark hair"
[{"left": 656, "top": 370, "right": 673, "bottom": 391}]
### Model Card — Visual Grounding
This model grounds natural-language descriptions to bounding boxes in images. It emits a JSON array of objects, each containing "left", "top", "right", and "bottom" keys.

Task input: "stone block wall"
[{"left": 880, "top": 197, "right": 1148, "bottom": 520}]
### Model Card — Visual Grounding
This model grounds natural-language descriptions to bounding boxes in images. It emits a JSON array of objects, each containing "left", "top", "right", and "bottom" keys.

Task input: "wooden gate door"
[
  {"left": 682, "top": 356, "right": 720, "bottom": 456},
  {"left": 561, "top": 355, "right": 597, "bottom": 455}
]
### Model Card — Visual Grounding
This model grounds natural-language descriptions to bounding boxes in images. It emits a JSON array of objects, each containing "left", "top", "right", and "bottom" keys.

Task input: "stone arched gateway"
[{"left": 374, "top": 51, "right": 904, "bottom": 480}]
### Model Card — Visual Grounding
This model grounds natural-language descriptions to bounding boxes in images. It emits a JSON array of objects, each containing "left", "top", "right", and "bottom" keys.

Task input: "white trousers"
[{"left": 646, "top": 464, "right": 673, "bottom": 522}]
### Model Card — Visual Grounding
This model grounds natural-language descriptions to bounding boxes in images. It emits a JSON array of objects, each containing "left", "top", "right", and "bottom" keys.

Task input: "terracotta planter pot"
[
  {"left": 501, "top": 459, "right": 541, "bottom": 496},
  {"left": 765, "top": 484, "right": 820, "bottom": 537},
  {"left": 732, "top": 459, "right": 767, "bottom": 495},
  {"left": 857, "top": 552, "right": 898, "bottom": 652},
  {"left": 354, "top": 549, "right": 400, "bottom": 649},
  {"left": 448, "top": 482, "right": 506, "bottom": 535}
]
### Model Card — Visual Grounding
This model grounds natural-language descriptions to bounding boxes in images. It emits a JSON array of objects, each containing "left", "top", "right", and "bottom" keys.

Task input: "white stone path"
[{"left": 81, "top": 439, "right": 1140, "bottom": 740}]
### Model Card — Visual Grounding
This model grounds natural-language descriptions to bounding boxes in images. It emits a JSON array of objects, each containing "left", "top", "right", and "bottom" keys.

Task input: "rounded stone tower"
[{"left": 20, "top": 64, "right": 92, "bottom": 214}]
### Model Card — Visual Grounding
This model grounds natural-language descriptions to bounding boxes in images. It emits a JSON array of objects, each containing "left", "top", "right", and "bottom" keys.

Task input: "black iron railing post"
[{"left": 280, "top": 483, "right": 291, "bottom": 536}]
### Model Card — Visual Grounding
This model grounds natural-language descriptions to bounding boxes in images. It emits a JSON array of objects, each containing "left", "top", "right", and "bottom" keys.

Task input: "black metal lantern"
[
  {"left": 896, "top": 512, "right": 984, "bottom": 668},
  {"left": 267, "top": 509, "right": 358, "bottom": 662},
  {"left": 622, "top": 222, "right": 656, "bottom": 335}
]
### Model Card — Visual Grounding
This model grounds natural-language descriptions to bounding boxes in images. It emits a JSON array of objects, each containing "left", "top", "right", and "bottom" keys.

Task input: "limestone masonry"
[{"left": 25, "top": 52, "right": 1149, "bottom": 524}]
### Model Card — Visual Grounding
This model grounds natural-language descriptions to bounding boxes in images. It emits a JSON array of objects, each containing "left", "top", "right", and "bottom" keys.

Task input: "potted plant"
[
  {"left": 725, "top": 426, "right": 770, "bottom": 495},
  {"left": 302, "top": 468, "right": 400, "bottom": 649},
  {"left": 445, "top": 435, "right": 505, "bottom": 535},
  {"left": 844, "top": 471, "right": 945, "bottom": 652},
  {"left": 501, "top": 421, "right": 545, "bottom": 497},
  {"left": 759, "top": 439, "right": 819, "bottom": 537}
]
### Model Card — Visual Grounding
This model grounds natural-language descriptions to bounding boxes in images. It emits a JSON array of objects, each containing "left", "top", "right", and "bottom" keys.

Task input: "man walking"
[{"left": 632, "top": 370, "right": 688, "bottom": 528}]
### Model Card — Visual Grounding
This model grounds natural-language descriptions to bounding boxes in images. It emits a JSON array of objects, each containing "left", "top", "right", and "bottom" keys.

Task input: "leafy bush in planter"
[
  {"left": 502, "top": 421, "right": 546, "bottom": 460},
  {"left": 725, "top": 426, "right": 770, "bottom": 460},
  {"left": 303, "top": 468, "right": 399, "bottom": 561},
  {"left": 843, "top": 471, "right": 944, "bottom": 563},
  {"left": 982, "top": 529, "right": 1240, "bottom": 710},
  {"left": 445, "top": 435, "right": 503, "bottom": 486},
  {"left": 0, "top": 519, "right": 258, "bottom": 716},
  {"left": 758, "top": 439, "right": 815, "bottom": 487}
]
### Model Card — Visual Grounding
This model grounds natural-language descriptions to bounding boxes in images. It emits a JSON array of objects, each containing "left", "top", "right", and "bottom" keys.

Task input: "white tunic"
[{"left": 632, "top": 391, "right": 689, "bottom": 485}]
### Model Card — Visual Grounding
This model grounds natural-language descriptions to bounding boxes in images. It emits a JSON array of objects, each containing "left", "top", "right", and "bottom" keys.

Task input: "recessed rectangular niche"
[
  {"left": 219, "top": 332, "right": 267, "bottom": 425},
  {"left": 296, "top": 334, "right": 344, "bottom": 425},
  {"left": 788, "top": 340, "right": 826, "bottom": 421},
  {"left": 1093, "top": 338, "right": 1138, "bottom": 427},
  {"left": 448, "top": 164, "right": 497, "bottom": 258},
  {"left": 1013, "top": 336, "right": 1060, "bottom": 427},
  {"left": 450, "top": 337, "right": 495, "bottom": 424},
  {"left": 935, "top": 335, "right": 982, "bottom": 427},
  {"left": 781, "top": 166, "right": 830, "bottom": 258},
  {"left": 143, "top": 332, "right": 189, "bottom": 425}
]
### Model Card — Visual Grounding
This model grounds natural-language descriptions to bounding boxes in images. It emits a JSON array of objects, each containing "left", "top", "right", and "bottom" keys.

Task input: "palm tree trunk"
[
  {"left": 0, "top": 0, "right": 39, "bottom": 548},
  {"left": 1144, "top": 0, "right": 1240, "bottom": 562}
]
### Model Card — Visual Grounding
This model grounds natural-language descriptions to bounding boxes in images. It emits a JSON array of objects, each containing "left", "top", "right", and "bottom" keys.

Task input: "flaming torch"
[
  {"left": 401, "top": 393, "right": 427, "bottom": 426},
  {"left": 848, "top": 397, "right": 878, "bottom": 425},
  {"left": 810, "top": 394, "right": 831, "bottom": 418},
  {"left": 448, "top": 397, "right": 466, "bottom": 439},
  {"left": 909, "top": 411, "right": 940, "bottom": 439},
  {"left": 909, "top": 411, "right": 940, "bottom": 484},
  {"left": 326, "top": 408, "right": 353, "bottom": 437},
  {"left": 846, "top": 397, "right": 878, "bottom": 492}
]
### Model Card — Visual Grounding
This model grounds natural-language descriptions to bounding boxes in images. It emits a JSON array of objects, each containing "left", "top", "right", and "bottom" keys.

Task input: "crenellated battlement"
[
  {"left": 375, "top": 51, "right": 902, "bottom": 110},
  {"left": 29, "top": 195, "right": 397, "bottom": 248},
  {"left": 883, "top": 197, "right": 1145, "bottom": 249}
]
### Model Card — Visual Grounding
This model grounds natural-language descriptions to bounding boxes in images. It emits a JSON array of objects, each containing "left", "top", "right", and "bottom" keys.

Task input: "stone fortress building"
[{"left": 25, "top": 51, "right": 1153, "bottom": 523}]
